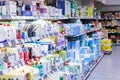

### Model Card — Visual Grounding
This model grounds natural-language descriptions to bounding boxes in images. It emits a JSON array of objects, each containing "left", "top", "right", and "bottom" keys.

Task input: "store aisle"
[{"left": 87, "top": 46, "right": 120, "bottom": 80}]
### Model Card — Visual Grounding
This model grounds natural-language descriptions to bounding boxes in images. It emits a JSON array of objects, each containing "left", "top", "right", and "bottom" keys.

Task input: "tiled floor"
[{"left": 87, "top": 46, "right": 120, "bottom": 80}]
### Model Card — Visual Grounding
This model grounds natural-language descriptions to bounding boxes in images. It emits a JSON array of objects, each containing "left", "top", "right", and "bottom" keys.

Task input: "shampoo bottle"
[{"left": 39, "top": 63, "right": 44, "bottom": 77}]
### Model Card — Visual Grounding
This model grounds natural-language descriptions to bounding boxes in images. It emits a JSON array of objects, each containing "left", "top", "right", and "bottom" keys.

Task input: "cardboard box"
[
  {"left": 102, "top": 30, "right": 108, "bottom": 39},
  {"left": 45, "top": 0, "right": 56, "bottom": 7},
  {"left": 101, "top": 39, "right": 112, "bottom": 45}
]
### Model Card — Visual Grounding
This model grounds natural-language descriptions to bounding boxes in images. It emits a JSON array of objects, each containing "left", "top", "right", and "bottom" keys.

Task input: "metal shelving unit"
[{"left": 0, "top": 32, "right": 59, "bottom": 48}]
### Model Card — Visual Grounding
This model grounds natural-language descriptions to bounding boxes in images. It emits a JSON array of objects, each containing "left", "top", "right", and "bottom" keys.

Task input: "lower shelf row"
[{"left": 0, "top": 52, "right": 104, "bottom": 80}]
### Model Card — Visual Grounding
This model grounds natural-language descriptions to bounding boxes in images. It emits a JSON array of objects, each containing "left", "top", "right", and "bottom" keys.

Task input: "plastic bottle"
[
  {"left": 39, "top": 63, "right": 44, "bottom": 77},
  {"left": 2, "top": 1, "right": 6, "bottom": 15},
  {"left": 0, "top": 1, "right": 2, "bottom": 15}
]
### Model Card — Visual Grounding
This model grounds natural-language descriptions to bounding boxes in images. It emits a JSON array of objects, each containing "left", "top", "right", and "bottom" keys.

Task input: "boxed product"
[
  {"left": 56, "top": 0, "right": 65, "bottom": 15},
  {"left": 0, "top": 65, "right": 40, "bottom": 80},
  {"left": 65, "top": 0, "right": 71, "bottom": 17},
  {"left": 102, "top": 46, "right": 112, "bottom": 51},
  {"left": 6, "top": 1, "right": 17, "bottom": 15},
  {"left": 101, "top": 30, "right": 108, "bottom": 39},
  {"left": 101, "top": 39, "right": 112, "bottom": 45},
  {"left": 45, "top": 0, "right": 56, "bottom": 7}
]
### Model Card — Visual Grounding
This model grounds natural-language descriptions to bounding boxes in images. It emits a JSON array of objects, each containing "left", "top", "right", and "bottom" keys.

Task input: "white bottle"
[{"left": 2, "top": 0, "right": 6, "bottom": 15}]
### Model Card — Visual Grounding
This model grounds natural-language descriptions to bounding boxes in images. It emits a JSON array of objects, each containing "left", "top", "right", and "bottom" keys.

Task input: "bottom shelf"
[
  {"left": 112, "top": 43, "right": 120, "bottom": 46},
  {"left": 82, "top": 54, "right": 104, "bottom": 80}
]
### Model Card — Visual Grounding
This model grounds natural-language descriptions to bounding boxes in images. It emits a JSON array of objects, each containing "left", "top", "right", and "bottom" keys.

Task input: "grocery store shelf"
[
  {"left": 0, "top": 43, "right": 67, "bottom": 76},
  {"left": 82, "top": 54, "right": 104, "bottom": 80},
  {"left": 0, "top": 32, "right": 59, "bottom": 48},
  {"left": 42, "top": 59, "right": 71, "bottom": 79},
  {"left": 65, "top": 28, "right": 101, "bottom": 37},
  {"left": 42, "top": 44, "right": 67, "bottom": 57}
]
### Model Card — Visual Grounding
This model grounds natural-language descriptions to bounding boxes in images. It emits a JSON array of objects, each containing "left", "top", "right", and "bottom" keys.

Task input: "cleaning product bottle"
[
  {"left": 39, "top": 63, "right": 44, "bottom": 77},
  {"left": 0, "top": 1, "right": 2, "bottom": 15},
  {"left": 16, "top": 22, "right": 22, "bottom": 40}
]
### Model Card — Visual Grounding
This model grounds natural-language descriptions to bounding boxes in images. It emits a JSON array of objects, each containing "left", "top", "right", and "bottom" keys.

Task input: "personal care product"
[{"left": 2, "top": 1, "right": 6, "bottom": 15}]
